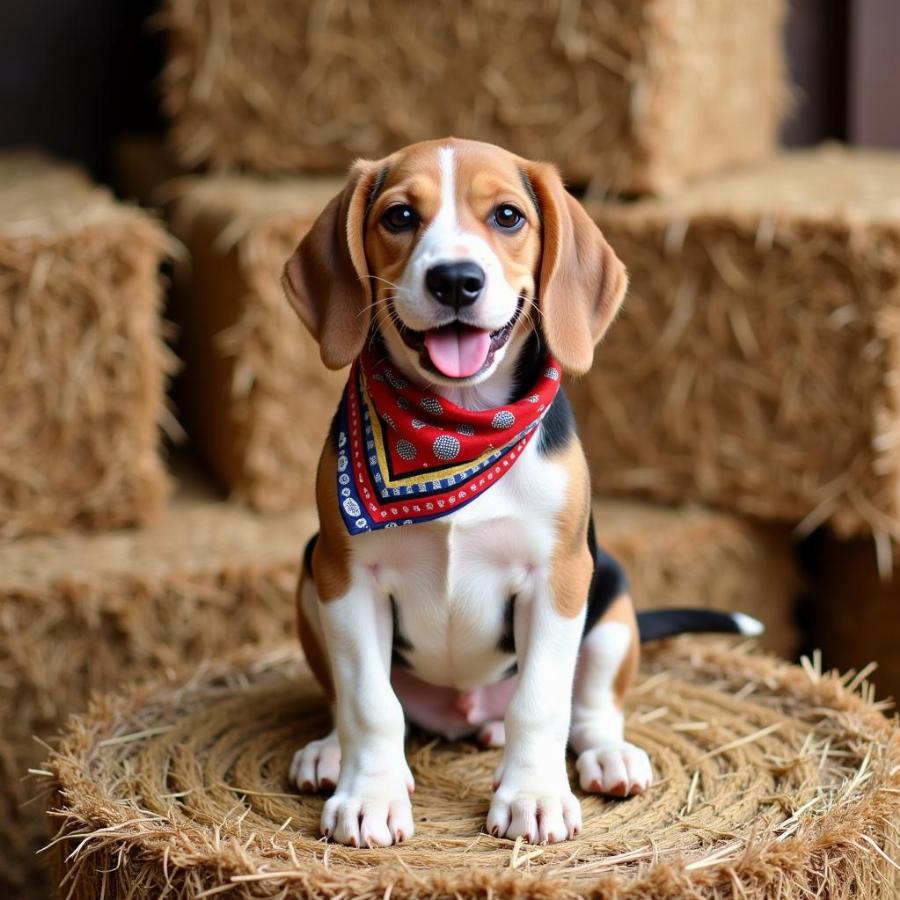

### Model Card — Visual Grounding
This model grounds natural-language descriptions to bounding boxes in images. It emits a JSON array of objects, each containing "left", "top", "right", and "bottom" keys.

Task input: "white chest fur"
[{"left": 346, "top": 436, "right": 567, "bottom": 690}]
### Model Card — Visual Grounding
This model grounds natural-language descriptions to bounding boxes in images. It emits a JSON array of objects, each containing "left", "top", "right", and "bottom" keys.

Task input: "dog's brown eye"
[
  {"left": 492, "top": 204, "right": 525, "bottom": 231},
  {"left": 381, "top": 204, "right": 419, "bottom": 233}
]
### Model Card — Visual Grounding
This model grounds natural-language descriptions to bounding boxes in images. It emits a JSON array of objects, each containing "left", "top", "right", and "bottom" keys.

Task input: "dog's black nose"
[{"left": 425, "top": 261, "right": 485, "bottom": 309}]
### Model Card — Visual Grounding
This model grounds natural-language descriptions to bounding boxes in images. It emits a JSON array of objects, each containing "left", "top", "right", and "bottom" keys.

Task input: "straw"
[
  {"left": 0, "top": 152, "right": 174, "bottom": 539},
  {"left": 45, "top": 638, "right": 900, "bottom": 898},
  {"left": 167, "top": 174, "right": 346, "bottom": 511},
  {"left": 159, "top": 0, "right": 786, "bottom": 194},
  {"left": 0, "top": 463, "right": 317, "bottom": 899},
  {"left": 573, "top": 148, "right": 900, "bottom": 542}
]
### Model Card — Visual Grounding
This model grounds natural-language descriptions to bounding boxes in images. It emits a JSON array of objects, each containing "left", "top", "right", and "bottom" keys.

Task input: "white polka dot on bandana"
[
  {"left": 411, "top": 418, "right": 427, "bottom": 430},
  {"left": 433, "top": 434, "right": 460, "bottom": 460},
  {"left": 385, "top": 371, "right": 408, "bottom": 390},
  {"left": 492, "top": 410, "right": 515, "bottom": 429},
  {"left": 396, "top": 439, "right": 416, "bottom": 460},
  {"left": 527, "top": 394, "right": 540, "bottom": 403},
  {"left": 342, "top": 497, "right": 361, "bottom": 517},
  {"left": 382, "top": 413, "right": 397, "bottom": 431},
  {"left": 544, "top": 366, "right": 560, "bottom": 381},
  {"left": 457, "top": 422, "right": 475, "bottom": 436},
  {"left": 420, "top": 396, "right": 443, "bottom": 416}
]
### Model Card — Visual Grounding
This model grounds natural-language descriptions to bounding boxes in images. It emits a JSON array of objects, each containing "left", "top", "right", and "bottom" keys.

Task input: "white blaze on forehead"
[{"left": 421, "top": 145, "right": 461, "bottom": 253}]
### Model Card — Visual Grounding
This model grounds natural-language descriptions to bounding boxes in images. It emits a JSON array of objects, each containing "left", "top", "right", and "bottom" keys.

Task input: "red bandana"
[{"left": 336, "top": 344, "right": 562, "bottom": 534}]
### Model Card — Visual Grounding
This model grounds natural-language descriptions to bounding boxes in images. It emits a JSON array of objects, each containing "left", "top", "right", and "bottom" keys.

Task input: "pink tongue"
[{"left": 424, "top": 325, "right": 491, "bottom": 378}]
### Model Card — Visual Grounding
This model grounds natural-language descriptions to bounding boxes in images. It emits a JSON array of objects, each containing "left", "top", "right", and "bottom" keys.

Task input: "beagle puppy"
[{"left": 282, "top": 138, "right": 761, "bottom": 848}]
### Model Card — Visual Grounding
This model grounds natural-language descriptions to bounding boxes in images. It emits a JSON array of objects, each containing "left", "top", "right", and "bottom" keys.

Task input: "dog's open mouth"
[{"left": 394, "top": 296, "right": 524, "bottom": 380}]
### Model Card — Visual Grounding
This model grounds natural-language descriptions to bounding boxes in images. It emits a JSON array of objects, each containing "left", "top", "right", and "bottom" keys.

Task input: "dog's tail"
[{"left": 636, "top": 608, "right": 764, "bottom": 644}]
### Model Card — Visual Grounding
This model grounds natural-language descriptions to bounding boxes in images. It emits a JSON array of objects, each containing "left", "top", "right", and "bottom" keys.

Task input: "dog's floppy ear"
[
  {"left": 525, "top": 162, "right": 627, "bottom": 375},
  {"left": 282, "top": 160, "right": 378, "bottom": 370}
]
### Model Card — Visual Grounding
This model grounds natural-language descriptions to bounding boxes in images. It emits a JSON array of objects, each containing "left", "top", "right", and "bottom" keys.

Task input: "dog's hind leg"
[{"left": 569, "top": 592, "right": 652, "bottom": 797}]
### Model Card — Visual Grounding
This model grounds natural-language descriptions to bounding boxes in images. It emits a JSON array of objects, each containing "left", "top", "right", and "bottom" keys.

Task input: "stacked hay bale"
[
  {"left": 0, "top": 154, "right": 173, "bottom": 538},
  {"left": 572, "top": 149, "right": 900, "bottom": 538},
  {"left": 166, "top": 176, "right": 346, "bottom": 509},
  {"left": 0, "top": 462, "right": 318, "bottom": 896},
  {"left": 160, "top": 0, "right": 786, "bottom": 194},
  {"left": 0, "top": 151, "right": 172, "bottom": 896}
]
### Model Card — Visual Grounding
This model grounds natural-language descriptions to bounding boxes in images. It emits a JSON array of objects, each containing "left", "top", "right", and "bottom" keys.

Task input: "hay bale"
[
  {"left": 46, "top": 641, "right": 900, "bottom": 899},
  {"left": 0, "top": 153, "right": 174, "bottom": 538},
  {"left": 0, "top": 463, "right": 317, "bottom": 899},
  {"left": 812, "top": 535, "right": 900, "bottom": 705},
  {"left": 572, "top": 147, "right": 900, "bottom": 540},
  {"left": 167, "top": 174, "right": 345, "bottom": 511},
  {"left": 597, "top": 499, "right": 798, "bottom": 658},
  {"left": 160, "top": 0, "right": 786, "bottom": 194}
]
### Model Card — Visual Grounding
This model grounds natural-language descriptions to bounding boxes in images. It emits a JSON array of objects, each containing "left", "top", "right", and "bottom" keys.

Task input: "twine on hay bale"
[
  {"left": 159, "top": 0, "right": 786, "bottom": 194},
  {"left": 166, "top": 174, "right": 345, "bottom": 511},
  {"left": 572, "top": 147, "right": 900, "bottom": 545},
  {"left": 46, "top": 641, "right": 900, "bottom": 899},
  {"left": 0, "top": 152, "right": 175, "bottom": 539}
]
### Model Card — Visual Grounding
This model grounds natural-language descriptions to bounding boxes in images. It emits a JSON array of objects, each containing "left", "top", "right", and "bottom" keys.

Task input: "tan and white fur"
[{"left": 282, "top": 138, "right": 649, "bottom": 848}]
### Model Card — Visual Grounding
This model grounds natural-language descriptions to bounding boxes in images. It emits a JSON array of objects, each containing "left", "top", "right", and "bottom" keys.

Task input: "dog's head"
[{"left": 283, "top": 138, "right": 627, "bottom": 386}]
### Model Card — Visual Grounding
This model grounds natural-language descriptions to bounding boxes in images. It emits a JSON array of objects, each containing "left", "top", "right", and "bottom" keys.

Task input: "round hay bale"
[{"left": 47, "top": 641, "right": 900, "bottom": 899}]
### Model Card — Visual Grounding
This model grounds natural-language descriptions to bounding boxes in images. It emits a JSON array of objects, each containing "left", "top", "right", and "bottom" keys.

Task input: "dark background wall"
[
  {"left": 0, "top": 0, "right": 162, "bottom": 180},
  {"left": 0, "top": 1, "right": 896, "bottom": 184}
]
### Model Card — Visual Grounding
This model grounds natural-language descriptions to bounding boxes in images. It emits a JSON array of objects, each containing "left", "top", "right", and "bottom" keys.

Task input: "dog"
[{"left": 281, "top": 138, "right": 761, "bottom": 848}]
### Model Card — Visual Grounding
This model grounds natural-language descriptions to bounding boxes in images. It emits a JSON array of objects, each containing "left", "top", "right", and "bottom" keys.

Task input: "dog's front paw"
[
  {"left": 321, "top": 761, "right": 414, "bottom": 847},
  {"left": 576, "top": 741, "right": 652, "bottom": 797},
  {"left": 486, "top": 765, "right": 581, "bottom": 844}
]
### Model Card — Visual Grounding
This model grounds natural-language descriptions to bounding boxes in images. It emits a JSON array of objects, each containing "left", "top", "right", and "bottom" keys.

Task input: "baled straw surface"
[
  {"left": 167, "top": 174, "right": 345, "bottom": 511},
  {"left": 161, "top": 0, "right": 786, "bottom": 194},
  {"left": 47, "top": 641, "right": 900, "bottom": 899},
  {"left": 0, "top": 153, "right": 174, "bottom": 537},
  {"left": 572, "top": 148, "right": 900, "bottom": 543},
  {"left": 813, "top": 535, "right": 900, "bottom": 705},
  {"left": 0, "top": 464, "right": 317, "bottom": 900}
]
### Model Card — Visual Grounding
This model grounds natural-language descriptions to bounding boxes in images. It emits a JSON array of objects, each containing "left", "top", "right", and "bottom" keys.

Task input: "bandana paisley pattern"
[{"left": 336, "top": 345, "right": 562, "bottom": 534}]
